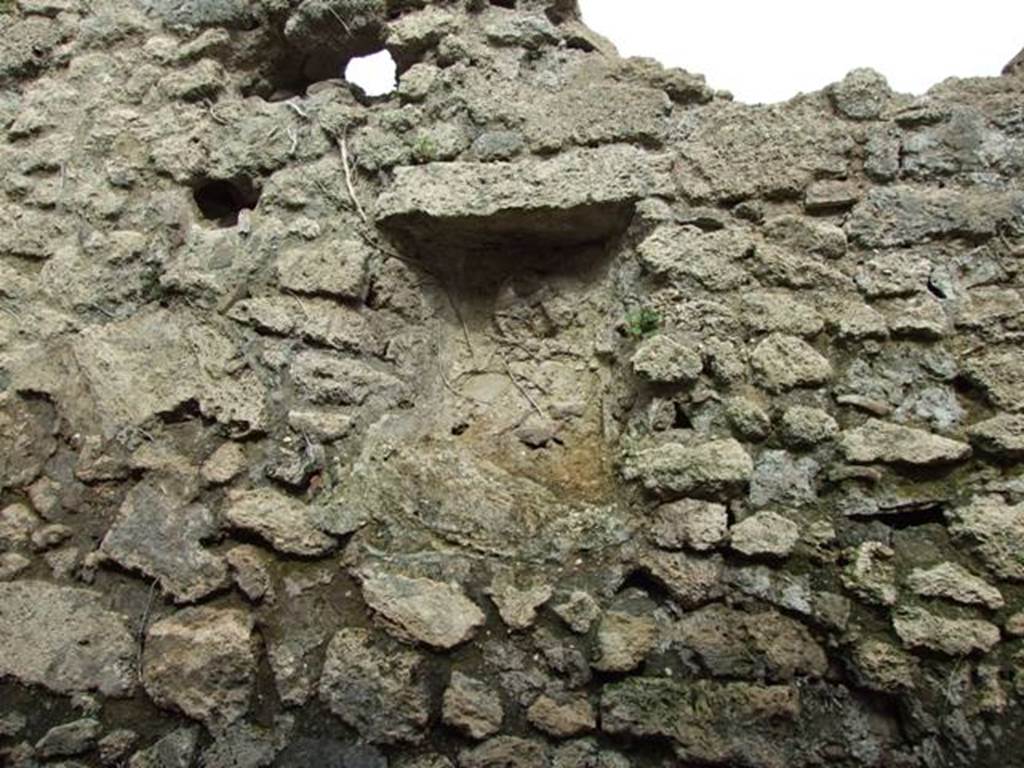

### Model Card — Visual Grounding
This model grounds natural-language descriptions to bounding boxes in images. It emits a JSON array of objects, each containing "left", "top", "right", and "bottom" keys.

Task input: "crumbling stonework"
[{"left": 1, "top": 1, "right": 1024, "bottom": 766}]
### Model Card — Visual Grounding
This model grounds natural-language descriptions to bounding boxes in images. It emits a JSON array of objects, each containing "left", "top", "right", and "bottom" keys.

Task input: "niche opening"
[{"left": 192, "top": 178, "right": 261, "bottom": 227}]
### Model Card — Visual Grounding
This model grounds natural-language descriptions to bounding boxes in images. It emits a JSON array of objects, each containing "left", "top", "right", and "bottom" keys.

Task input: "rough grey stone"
[
  {"left": 127, "top": 727, "right": 200, "bottom": 768},
  {"left": 750, "top": 334, "right": 833, "bottom": 392},
  {"left": 829, "top": 68, "right": 892, "bottom": 120},
  {"left": 0, "top": 502, "right": 41, "bottom": 547},
  {"left": 0, "top": 581, "right": 136, "bottom": 697},
  {"left": 749, "top": 450, "right": 819, "bottom": 508},
  {"left": 724, "top": 565, "right": 850, "bottom": 631},
  {"left": 729, "top": 511, "right": 800, "bottom": 558},
  {"left": 226, "top": 545, "right": 274, "bottom": 603},
  {"left": 377, "top": 145, "right": 674, "bottom": 250},
  {"left": 907, "top": 562, "right": 1004, "bottom": 609},
  {"left": 319, "top": 628, "right": 430, "bottom": 744},
  {"left": 526, "top": 694, "right": 596, "bottom": 738},
  {"left": 224, "top": 488, "right": 337, "bottom": 557},
  {"left": 201, "top": 442, "right": 246, "bottom": 485},
  {"left": 671, "top": 604, "right": 827, "bottom": 681},
  {"left": 591, "top": 608, "right": 657, "bottom": 673},
  {"left": 841, "top": 542, "right": 898, "bottom": 607},
  {"left": 763, "top": 215, "right": 847, "bottom": 259},
  {"left": 846, "top": 186, "right": 1024, "bottom": 248},
  {"left": 779, "top": 406, "right": 838, "bottom": 447},
  {"left": 649, "top": 498, "right": 728, "bottom": 552},
  {"left": 442, "top": 671, "right": 504, "bottom": 740},
  {"left": 630, "top": 334, "right": 703, "bottom": 384},
  {"left": 946, "top": 495, "right": 1024, "bottom": 581},
  {"left": 839, "top": 418, "right": 971, "bottom": 466},
  {"left": 892, "top": 607, "right": 1000, "bottom": 656},
  {"left": 292, "top": 351, "right": 404, "bottom": 407},
  {"left": 100, "top": 479, "right": 228, "bottom": 603},
  {"left": 228, "top": 296, "right": 374, "bottom": 354},
  {"left": 968, "top": 413, "right": 1024, "bottom": 459},
  {"left": 601, "top": 677, "right": 799, "bottom": 765},
  {"left": 358, "top": 568, "right": 485, "bottom": 649},
  {"left": 552, "top": 591, "right": 602, "bottom": 634},
  {"left": 142, "top": 607, "right": 255, "bottom": 729},
  {"left": 740, "top": 292, "right": 824, "bottom": 337},
  {"left": 804, "top": 179, "right": 861, "bottom": 212},
  {"left": 523, "top": 84, "right": 671, "bottom": 152},
  {"left": 35, "top": 718, "right": 101, "bottom": 758},
  {"left": 459, "top": 736, "right": 549, "bottom": 768},
  {"left": 848, "top": 640, "right": 919, "bottom": 693},
  {"left": 19, "top": 309, "right": 268, "bottom": 435},
  {"left": 634, "top": 550, "right": 724, "bottom": 608},
  {"left": 963, "top": 349, "right": 1024, "bottom": 412},
  {"left": 623, "top": 439, "right": 752, "bottom": 500},
  {"left": 487, "top": 575, "right": 553, "bottom": 631},
  {"left": 276, "top": 238, "right": 370, "bottom": 301},
  {"left": 636, "top": 225, "right": 753, "bottom": 290}
]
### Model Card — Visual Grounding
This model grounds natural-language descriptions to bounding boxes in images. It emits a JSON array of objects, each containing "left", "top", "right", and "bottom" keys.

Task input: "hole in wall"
[
  {"left": 490, "top": 0, "right": 516, "bottom": 7},
  {"left": 344, "top": 50, "right": 397, "bottom": 97},
  {"left": 192, "top": 178, "right": 261, "bottom": 228}
]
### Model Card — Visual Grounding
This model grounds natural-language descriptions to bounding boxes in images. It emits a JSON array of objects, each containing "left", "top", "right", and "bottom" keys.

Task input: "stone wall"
[{"left": 2, "top": 1, "right": 1024, "bottom": 766}]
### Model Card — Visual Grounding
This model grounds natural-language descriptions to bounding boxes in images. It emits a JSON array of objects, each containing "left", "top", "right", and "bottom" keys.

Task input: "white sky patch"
[
  {"left": 345, "top": 50, "right": 397, "bottom": 96},
  {"left": 579, "top": 0, "right": 1024, "bottom": 104}
]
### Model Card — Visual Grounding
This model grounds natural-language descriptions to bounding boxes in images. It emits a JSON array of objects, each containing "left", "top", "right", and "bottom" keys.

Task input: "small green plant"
[
  {"left": 412, "top": 134, "right": 438, "bottom": 162},
  {"left": 624, "top": 306, "right": 660, "bottom": 339},
  {"left": 0, "top": 0, "right": 15, "bottom": 14}
]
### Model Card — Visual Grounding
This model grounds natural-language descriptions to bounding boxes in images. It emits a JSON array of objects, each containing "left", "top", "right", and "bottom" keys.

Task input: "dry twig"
[
  {"left": 339, "top": 130, "right": 367, "bottom": 223},
  {"left": 136, "top": 577, "right": 159, "bottom": 670},
  {"left": 497, "top": 350, "right": 546, "bottom": 420}
]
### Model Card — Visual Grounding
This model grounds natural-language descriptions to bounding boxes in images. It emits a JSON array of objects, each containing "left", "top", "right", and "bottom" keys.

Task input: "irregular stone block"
[
  {"left": 968, "top": 413, "right": 1024, "bottom": 460},
  {"left": 0, "top": 581, "right": 136, "bottom": 696},
  {"left": 907, "top": 562, "right": 1003, "bottom": 609},
  {"left": 142, "top": 607, "right": 256, "bottom": 729},
  {"left": 601, "top": 677, "right": 799, "bottom": 765},
  {"left": 946, "top": 495, "right": 1024, "bottom": 581},
  {"left": 893, "top": 607, "right": 999, "bottom": 656},
  {"left": 319, "top": 627, "right": 430, "bottom": 744},
  {"left": 750, "top": 334, "right": 832, "bottom": 392},
  {"left": 624, "top": 439, "right": 753, "bottom": 500},
  {"left": 839, "top": 418, "right": 971, "bottom": 466},
  {"left": 671, "top": 604, "right": 827, "bottom": 681},
  {"left": 846, "top": 186, "right": 1024, "bottom": 248},
  {"left": 729, "top": 511, "right": 800, "bottom": 558},
  {"left": 442, "top": 671, "right": 503, "bottom": 740},
  {"left": 357, "top": 568, "right": 485, "bottom": 649},
  {"left": 224, "top": 487, "right": 337, "bottom": 557},
  {"left": 100, "top": 479, "right": 228, "bottom": 603}
]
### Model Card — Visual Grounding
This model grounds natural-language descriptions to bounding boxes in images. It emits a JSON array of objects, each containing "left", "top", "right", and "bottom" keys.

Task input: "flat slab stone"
[
  {"left": 839, "top": 419, "right": 971, "bottom": 466},
  {"left": 0, "top": 581, "right": 136, "bottom": 697},
  {"left": 357, "top": 568, "right": 485, "bottom": 649},
  {"left": 319, "top": 627, "right": 430, "bottom": 744},
  {"left": 142, "top": 607, "right": 256, "bottom": 729},
  {"left": 224, "top": 488, "right": 337, "bottom": 557},
  {"left": 100, "top": 479, "right": 228, "bottom": 603},
  {"left": 892, "top": 607, "right": 999, "bottom": 656},
  {"left": 623, "top": 439, "right": 753, "bottom": 500},
  {"left": 375, "top": 145, "right": 674, "bottom": 250},
  {"left": 845, "top": 186, "right": 1024, "bottom": 248}
]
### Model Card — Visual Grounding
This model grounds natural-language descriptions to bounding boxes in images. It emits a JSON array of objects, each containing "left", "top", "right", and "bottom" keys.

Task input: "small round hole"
[
  {"left": 344, "top": 50, "right": 397, "bottom": 97},
  {"left": 192, "top": 178, "right": 261, "bottom": 227}
]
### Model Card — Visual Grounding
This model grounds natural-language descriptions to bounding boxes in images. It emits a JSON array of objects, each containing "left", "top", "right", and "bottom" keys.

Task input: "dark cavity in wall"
[{"left": 192, "top": 177, "right": 261, "bottom": 227}]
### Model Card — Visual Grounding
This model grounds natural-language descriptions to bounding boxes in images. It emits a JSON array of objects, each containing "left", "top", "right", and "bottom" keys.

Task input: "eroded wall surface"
[{"left": 2, "top": 1, "right": 1024, "bottom": 766}]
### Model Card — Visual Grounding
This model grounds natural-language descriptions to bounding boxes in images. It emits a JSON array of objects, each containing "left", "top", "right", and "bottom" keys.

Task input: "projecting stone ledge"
[{"left": 375, "top": 145, "right": 675, "bottom": 251}]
